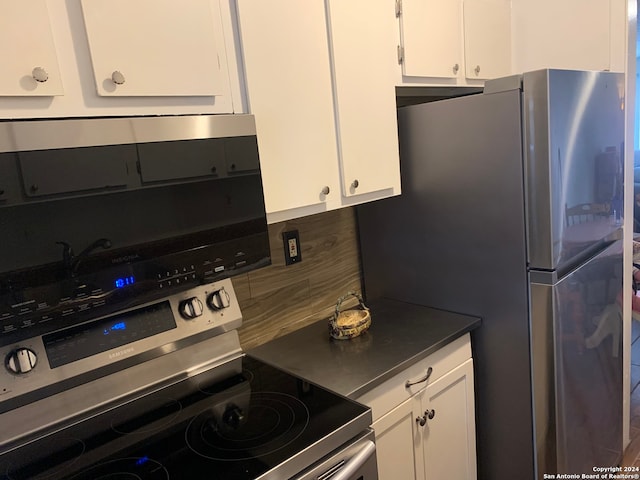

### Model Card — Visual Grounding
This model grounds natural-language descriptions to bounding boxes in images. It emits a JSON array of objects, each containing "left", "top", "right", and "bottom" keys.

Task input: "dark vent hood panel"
[
  {"left": 19, "top": 145, "right": 134, "bottom": 197},
  {"left": 0, "top": 115, "right": 259, "bottom": 207}
]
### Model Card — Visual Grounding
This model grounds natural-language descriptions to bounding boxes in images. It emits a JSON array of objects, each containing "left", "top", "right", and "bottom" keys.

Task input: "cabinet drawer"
[{"left": 357, "top": 333, "right": 472, "bottom": 421}]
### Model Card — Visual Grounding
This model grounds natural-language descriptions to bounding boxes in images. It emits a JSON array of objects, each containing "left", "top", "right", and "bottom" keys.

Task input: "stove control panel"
[
  {"left": 0, "top": 237, "right": 268, "bottom": 347},
  {"left": 0, "top": 278, "right": 241, "bottom": 405}
]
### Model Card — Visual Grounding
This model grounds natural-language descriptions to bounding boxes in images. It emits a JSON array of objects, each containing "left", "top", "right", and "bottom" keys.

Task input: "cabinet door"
[
  {"left": 399, "top": 0, "right": 464, "bottom": 79},
  {"left": 421, "top": 359, "right": 476, "bottom": 480},
  {"left": 463, "top": 0, "right": 511, "bottom": 80},
  {"left": 372, "top": 396, "right": 425, "bottom": 480},
  {"left": 0, "top": 0, "right": 64, "bottom": 96},
  {"left": 510, "top": 0, "right": 611, "bottom": 73},
  {"left": 80, "top": 0, "right": 225, "bottom": 96},
  {"left": 235, "top": 0, "right": 340, "bottom": 216},
  {"left": 327, "top": 0, "right": 401, "bottom": 199}
]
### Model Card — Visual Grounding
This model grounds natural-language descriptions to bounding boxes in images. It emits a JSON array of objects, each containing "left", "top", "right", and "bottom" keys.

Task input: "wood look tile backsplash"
[{"left": 233, "top": 208, "right": 362, "bottom": 350}]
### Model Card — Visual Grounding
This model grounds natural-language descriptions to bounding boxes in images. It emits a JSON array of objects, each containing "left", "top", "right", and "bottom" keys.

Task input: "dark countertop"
[{"left": 247, "top": 297, "right": 481, "bottom": 399}]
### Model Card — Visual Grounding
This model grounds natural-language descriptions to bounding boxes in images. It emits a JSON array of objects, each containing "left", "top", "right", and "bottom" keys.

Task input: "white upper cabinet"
[
  {"left": 0, "top": 0, "right": 243, "bottom": 118},
  {"left": 0, "top": 0, "right": 64, "bottom": 96},
  {"left": 235, "top": 0, "right": 340, "bottom": 216},
  {"left": 398, "top": 0, "right": 465, "bottom": 79},
  {"left": 327, "top": 0, "right": 401, "bottom": 200},
  {"left": 80, "top": 0, "right": 225, "bottom": 97},
  {"left": 397, "top": 0, "right": 511, "bottom": 84},
  {"left": 511, "top": 0, "right": 613, "bottom": 74},
  {"left": 236, "top": 0, "right": 401, "bottom": 223},
  {"left": 463, "top": 0, "right": 511, "bottom": 80}
]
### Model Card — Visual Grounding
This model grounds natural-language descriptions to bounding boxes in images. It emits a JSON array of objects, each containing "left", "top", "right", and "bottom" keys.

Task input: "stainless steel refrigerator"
[{"left": 357, "top": 69, "right": 625, "bottom": 480}]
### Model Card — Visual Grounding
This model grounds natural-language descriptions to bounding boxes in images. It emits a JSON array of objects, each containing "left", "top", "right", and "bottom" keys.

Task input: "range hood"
[{"left": 0, "top": 114, "right": 259, "bottom": 207}]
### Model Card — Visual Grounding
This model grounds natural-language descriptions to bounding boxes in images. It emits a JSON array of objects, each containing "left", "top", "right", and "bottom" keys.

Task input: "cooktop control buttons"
[
  {"left": 207, "top": 288, "right": 231, "bottom": 311},
  {"left": 178, "top": 297, "right": 204, "bottom": 319},
  {"left": 5, "top": 348, "right": 37, "bottom": 374}
]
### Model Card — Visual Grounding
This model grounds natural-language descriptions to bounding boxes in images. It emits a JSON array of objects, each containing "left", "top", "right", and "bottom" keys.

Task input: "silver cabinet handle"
[
  {"left": 405, "top": 366, "right": 432, "bottom": 388},
  {"left": 32, "top": 67, "right": 49, "bottom": 83},
  {"left": 425, "top": 409, "right": 435, "bottom": 420},
  {"left": 111, "top": 71, "right": 126, "bottom": 85},
  {"left": 321, "top": 186, "right": 330, "bottom": 195}
]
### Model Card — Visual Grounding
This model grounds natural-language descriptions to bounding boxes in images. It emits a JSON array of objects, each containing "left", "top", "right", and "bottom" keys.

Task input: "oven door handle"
[{"left": 318, "top": 440, "right": 376, "bottom": 480}]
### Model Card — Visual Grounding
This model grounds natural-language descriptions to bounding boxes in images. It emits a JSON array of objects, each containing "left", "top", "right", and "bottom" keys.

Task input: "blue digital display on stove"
[
  {"left": 115, "top": 276, "right": 135, "bottom": 289},
  {"left": 44, "top": 301, "right": 177, "bottom": 368},
  {"left": 103, "top": 322, "right": 126, "bottom": 335}
]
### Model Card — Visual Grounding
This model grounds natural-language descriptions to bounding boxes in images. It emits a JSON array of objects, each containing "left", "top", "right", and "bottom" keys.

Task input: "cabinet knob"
[
  {"left": 474, "top": 65, "right": 481, "bottom": 76},
  {"left": 452, "top": 63, "right": 459, "bottom": 74},
  {"left": 111, "top": 71, "right": 126, "bottom": 85},
  {"left": 32, "top": 67, "right": 49, "bottom": 83},
  {"left": 321, "top": 186, "right": 330, "bottom": 195},
  {"left": 415, "top": 409, "right": 436, "bottom": 427},
  {"left": 351, "top": 179, "right": 359, "bottom": 190}
]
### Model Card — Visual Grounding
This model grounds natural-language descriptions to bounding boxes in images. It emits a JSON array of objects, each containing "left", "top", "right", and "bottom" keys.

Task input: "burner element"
[
  {"left": 4, "top": 437, "right": 85, "bottom": 480},
  {"left": 185, "top": 392, "right": 310, "bottom": 461},
  {"left": 111, "top": 399, "right": 182, "bottom": 435},
  {"left": 67, "top": 457, "right": 168, "bottom": 480}
]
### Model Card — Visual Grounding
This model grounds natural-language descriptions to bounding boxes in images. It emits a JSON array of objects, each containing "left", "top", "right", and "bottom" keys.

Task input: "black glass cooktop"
[{"left": 0, "top": 356, "right": 369, "bottom": 480}]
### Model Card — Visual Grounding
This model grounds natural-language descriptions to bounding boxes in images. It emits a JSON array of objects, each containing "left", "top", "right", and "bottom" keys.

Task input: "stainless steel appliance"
[
  {"left": 0, "top": 279, "right": 375, "bottom": 479},
  {"left": 0, "top": 116, "right": 376, "bottom": 479},
  {"left": 0, "top": 114, "right": 270, "bottom": 345},
  {"left": 357, "top": 69, "right": 624, "bottom": 480}
]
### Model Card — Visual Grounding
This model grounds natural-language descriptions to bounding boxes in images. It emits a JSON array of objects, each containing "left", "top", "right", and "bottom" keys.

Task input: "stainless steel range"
[
  {"left": 0, "top": 279, "right": 375, "bottom": 480},
  {"left": 0, "top": 116, "right": 376, "bottom": 480}
]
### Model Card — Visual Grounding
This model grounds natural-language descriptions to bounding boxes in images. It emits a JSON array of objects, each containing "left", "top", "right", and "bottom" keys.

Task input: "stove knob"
[
  {"left": 207, "top": 288, "right": 231, "bottom": 311},
  {"left": 5, "top": 348, "right": 37, "bottom": 374},
  {"left": 178, "top": 297, "right": 204, "bottom": 319}
]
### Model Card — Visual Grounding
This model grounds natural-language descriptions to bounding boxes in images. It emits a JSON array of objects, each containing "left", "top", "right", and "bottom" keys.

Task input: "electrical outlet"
[{"left": 283, "top": 230, "right": 301, "bottom": 265}]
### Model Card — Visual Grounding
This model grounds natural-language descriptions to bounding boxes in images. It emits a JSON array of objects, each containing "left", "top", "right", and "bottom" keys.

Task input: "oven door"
[{"left": 292, "top": 429, "right": 378, "bottom": 480}]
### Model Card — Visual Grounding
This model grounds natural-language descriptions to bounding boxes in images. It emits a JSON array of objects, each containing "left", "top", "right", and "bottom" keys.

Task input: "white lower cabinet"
[
  {"left": 421, "top": 359, "right": 476, "bottom": 479},
  {"left": 372, "top": 396, "right": 424, "bottom": 479},
  {"left": 360, "top": 334, "right": 476, "bottom": 480}
]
